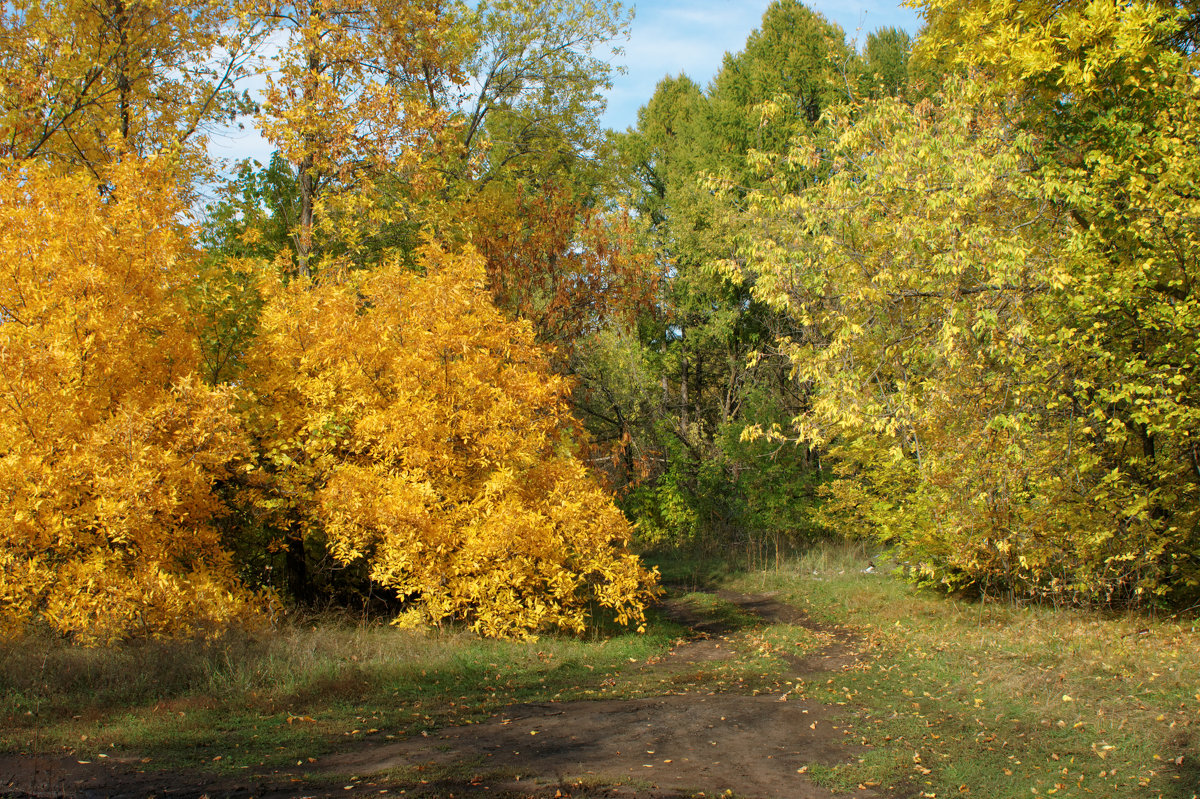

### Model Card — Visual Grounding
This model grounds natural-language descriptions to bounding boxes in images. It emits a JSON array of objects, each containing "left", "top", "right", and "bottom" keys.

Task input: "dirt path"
[{"left": 1, "top": 592, "right": 880, "bottom": 799}]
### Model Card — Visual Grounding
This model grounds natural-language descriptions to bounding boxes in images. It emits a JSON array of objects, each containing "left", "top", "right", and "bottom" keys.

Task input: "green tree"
[
  {"left": 860, "top": 26, "right": 911, "bottom": 99},
  {"left": 452, "top": 0, "right": 632, "bottom": 188},
  {"left": 595, "top": 2, "right": 855, "bottom": 552},
  {"left": 731, "top": 0, "right": 1200, "bottom": 605},
  {"left": 706, "top": 0, "right": 852, "bottom": 179}
]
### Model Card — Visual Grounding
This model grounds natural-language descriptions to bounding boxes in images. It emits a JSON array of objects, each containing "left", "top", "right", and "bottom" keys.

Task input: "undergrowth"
[{"left": 3, "top": 541, "right": 1196, "bottom": 799}]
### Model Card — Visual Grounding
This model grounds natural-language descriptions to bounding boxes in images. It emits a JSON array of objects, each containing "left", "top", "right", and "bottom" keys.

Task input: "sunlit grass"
[
  {"left": 730, "top": 542, "right": 1200, "bottom": 799},
  {"left": 4, "top": 543, "right": 1196, "bottom": 798}
]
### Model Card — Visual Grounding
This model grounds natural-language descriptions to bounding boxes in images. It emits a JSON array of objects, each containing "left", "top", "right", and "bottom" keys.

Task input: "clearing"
[{"left": 3, "top": 545, "right": 1197, "bottom": 799}]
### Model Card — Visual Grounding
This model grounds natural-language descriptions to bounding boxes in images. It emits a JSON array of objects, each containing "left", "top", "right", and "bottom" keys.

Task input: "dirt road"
[{"left": 2, "top": 592, "right": 882, "bottom": 799}]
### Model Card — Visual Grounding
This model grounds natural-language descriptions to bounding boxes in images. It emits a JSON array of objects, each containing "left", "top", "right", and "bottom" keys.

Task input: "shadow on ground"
[{"left": 1, "top": 592, "right": 882, "bottom": 799}]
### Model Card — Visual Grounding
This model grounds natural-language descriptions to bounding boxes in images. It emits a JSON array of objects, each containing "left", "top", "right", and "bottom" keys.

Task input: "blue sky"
[
  {"left": 603, "top": 0, "right": 924, "bottom": 130},
  {"left": 207, "top": 1, "right": 924, "bottom": 172}
]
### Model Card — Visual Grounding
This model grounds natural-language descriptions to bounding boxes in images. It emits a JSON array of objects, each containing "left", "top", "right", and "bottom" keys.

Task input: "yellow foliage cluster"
[
  {"left": 0, "top": 160, "right": 658, "bottom": 641},
  {"left": 0, "top": 1, "right": 659, "bottom": 644},
  {"left": 0, "top": 160, "right": 261, "bottom": 643},
  {"left": 246, "top": 246, "right": 657, "bottom": 638}
]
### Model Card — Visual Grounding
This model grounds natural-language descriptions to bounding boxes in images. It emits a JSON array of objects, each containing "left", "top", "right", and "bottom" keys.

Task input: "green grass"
[
  {"left": 727, "top": 542, "right": 1200, "bottom": 799},
  {"left": 3, "top": 543, "right": 1197, "bottom": 799}
]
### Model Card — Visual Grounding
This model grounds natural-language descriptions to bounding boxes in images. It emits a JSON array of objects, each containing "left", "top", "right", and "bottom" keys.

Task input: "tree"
[
  {"left": 731, "top": 0, "right": 1200, "bottom": 604},
  {"left": 0, "top": 0, "right": 265, "bottom": 184},
  {"left": 860, "top": 27, "right": 912, "bottom": 99},
  {"left": 241, "top": 245, "right": 658, "bottom": 637},
  {"left": 732, "top": 87, "right": 1087, "bottom": 597},
  {"left": 257, "top": 0, "right": 462, "bottom": 276},
  {"left": 706, "top": 0, "right": 852, "bottom": 179},
  {"left": 440, "top": 0, "right": 656, "bottom": 364},
  {"left": 451, "top": 0, "right": 631, "bottom": 188},
  {"left": 0, "top": 159, "right": 258, "bottom": 643},
  {"left": 199, "top": 0, "right": 660, "bottom": 621},
  {"left": 595, "top": 3, "right": 854, "bottom": 551},
  {"left": 469, "top": 180, "right": 656, "bottom": 353},
  {"left": 916, "top": 0, "right": 1200, "bottom": 601}
]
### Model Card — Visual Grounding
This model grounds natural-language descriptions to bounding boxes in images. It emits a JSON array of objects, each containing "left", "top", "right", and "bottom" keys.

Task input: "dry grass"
[{"left": 0, "top": 609, "right": 682, "bottom": 772}]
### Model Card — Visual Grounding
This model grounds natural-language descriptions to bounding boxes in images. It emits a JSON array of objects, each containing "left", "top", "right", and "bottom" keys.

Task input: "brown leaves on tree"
[{"left": 470, "top": 182, "right": 659, "bottom": 354}]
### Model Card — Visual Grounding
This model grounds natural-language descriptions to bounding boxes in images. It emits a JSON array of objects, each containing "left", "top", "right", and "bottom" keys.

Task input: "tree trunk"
[
  {"left": 285, "top": 532, "right": 311, "bottom": 604},
  {"left": 295, "top": 41, "right": 322, "bottom": 278}
]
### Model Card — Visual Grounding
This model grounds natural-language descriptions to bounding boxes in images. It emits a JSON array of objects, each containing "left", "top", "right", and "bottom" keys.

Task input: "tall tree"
[
  {"left": 732, "top": 0, "right": 1200, "bottom": 604},
  {"left": 452, "top": 0, "right": 631, "bottom": 188},
  {"left": 860, "top": 26, "right": 912, "bottom": 99},
  {"left": 706, "top": 0, "right": 852, "bottom": 179},
  {"left": 595, "top": 2, "right": 854, "bottom": 551},
  {"left": 919, "top": 0, "right": 1200, "bottom": 601},
  {"left": 257, "top": 0, "right": 462, "bottom": 276},
  {"left": 0, "top": 0, "right": 265, "bottom": 184},
  {"left": 442, "top": 0, "right": 656, "bottom": 362}
]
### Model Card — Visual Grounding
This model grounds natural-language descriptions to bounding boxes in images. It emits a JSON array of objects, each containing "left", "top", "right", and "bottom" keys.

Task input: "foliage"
[
  {"left": 0, "top": 0, "right": 264, "bottom": 183},
  {"left": 200, "top": 153, "right": 300, "bottom": 263},
  {"left": 860, "top": 26, "right": 912, "bottom": 99},
  {"left": 242, "top": 245, "right": 658, "bottom": 638},
  {"left": 597, "top": 1, "right": 861, "bottom": 552},
  {"left": 453, "top": 0, "right": 632, "bottom": 185},
  {"left": 706, "top": 0, "right": 852, "bottom": 177},
  {"left": 191, "top": 0, "right": 661, "bottom": 635},
  {"left": 0, "top": 159, "right": 261, "bottom": 643},
  {"left": 732, "top": 88, "right": 1084, "bottom": 596},
  {"left": 733, "top": 0, "right": 1200, "bottom": 604},
  {"left": 469, "top": 180, "right": 657, "bottom": 352},
  {"left": 444, "top": 0, "right": 654, "bottom": 371},
  {"left": 257, "top": 0, "right": 464, "bottom": 275},
  {"left": 1, "top": 0, "right": 657, "bottom": 645}
]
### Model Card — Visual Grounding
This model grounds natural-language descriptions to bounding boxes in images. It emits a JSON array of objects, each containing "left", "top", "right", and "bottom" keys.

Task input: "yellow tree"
[
  {"left": 729, "top": 88, "right": 1078, "bottom": 598},
  {"left": 0, "top": 159, "right": 259, "bottom": 643},
  {"left": 257, "top": 0, "right": 464, "bottom": 276},
  {"left": 0, "top": 0, "right": 267, "bottom": 184},
  {"left": 914, "top": 0, "right": 1200, "bottom": 601},
  {"left": 734, "top": 0, "right": 1200, "bottom": 604},
  {"left": 243, "top": 245, "right": 658, "bottom": 637}
]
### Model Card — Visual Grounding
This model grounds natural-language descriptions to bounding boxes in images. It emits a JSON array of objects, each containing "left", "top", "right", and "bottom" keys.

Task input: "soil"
[{"left": 0, "top": 591, "right": 881, "bottom": 799}]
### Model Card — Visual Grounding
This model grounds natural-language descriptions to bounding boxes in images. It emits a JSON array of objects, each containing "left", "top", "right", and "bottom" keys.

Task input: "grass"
[
  {"left": 726, "top": 542, "right": 1200, "bottom": 799},
  {"left": 3, "top": 543, "right": 1197, "bottom": 799},
  {"left": 0, "top": 609, "right": 688, "bottom": 774}
]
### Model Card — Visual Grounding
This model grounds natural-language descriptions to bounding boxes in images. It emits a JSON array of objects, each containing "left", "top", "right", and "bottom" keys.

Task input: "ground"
[{"left": 0, "top": 591, "right": 880, "bottom": 799}]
